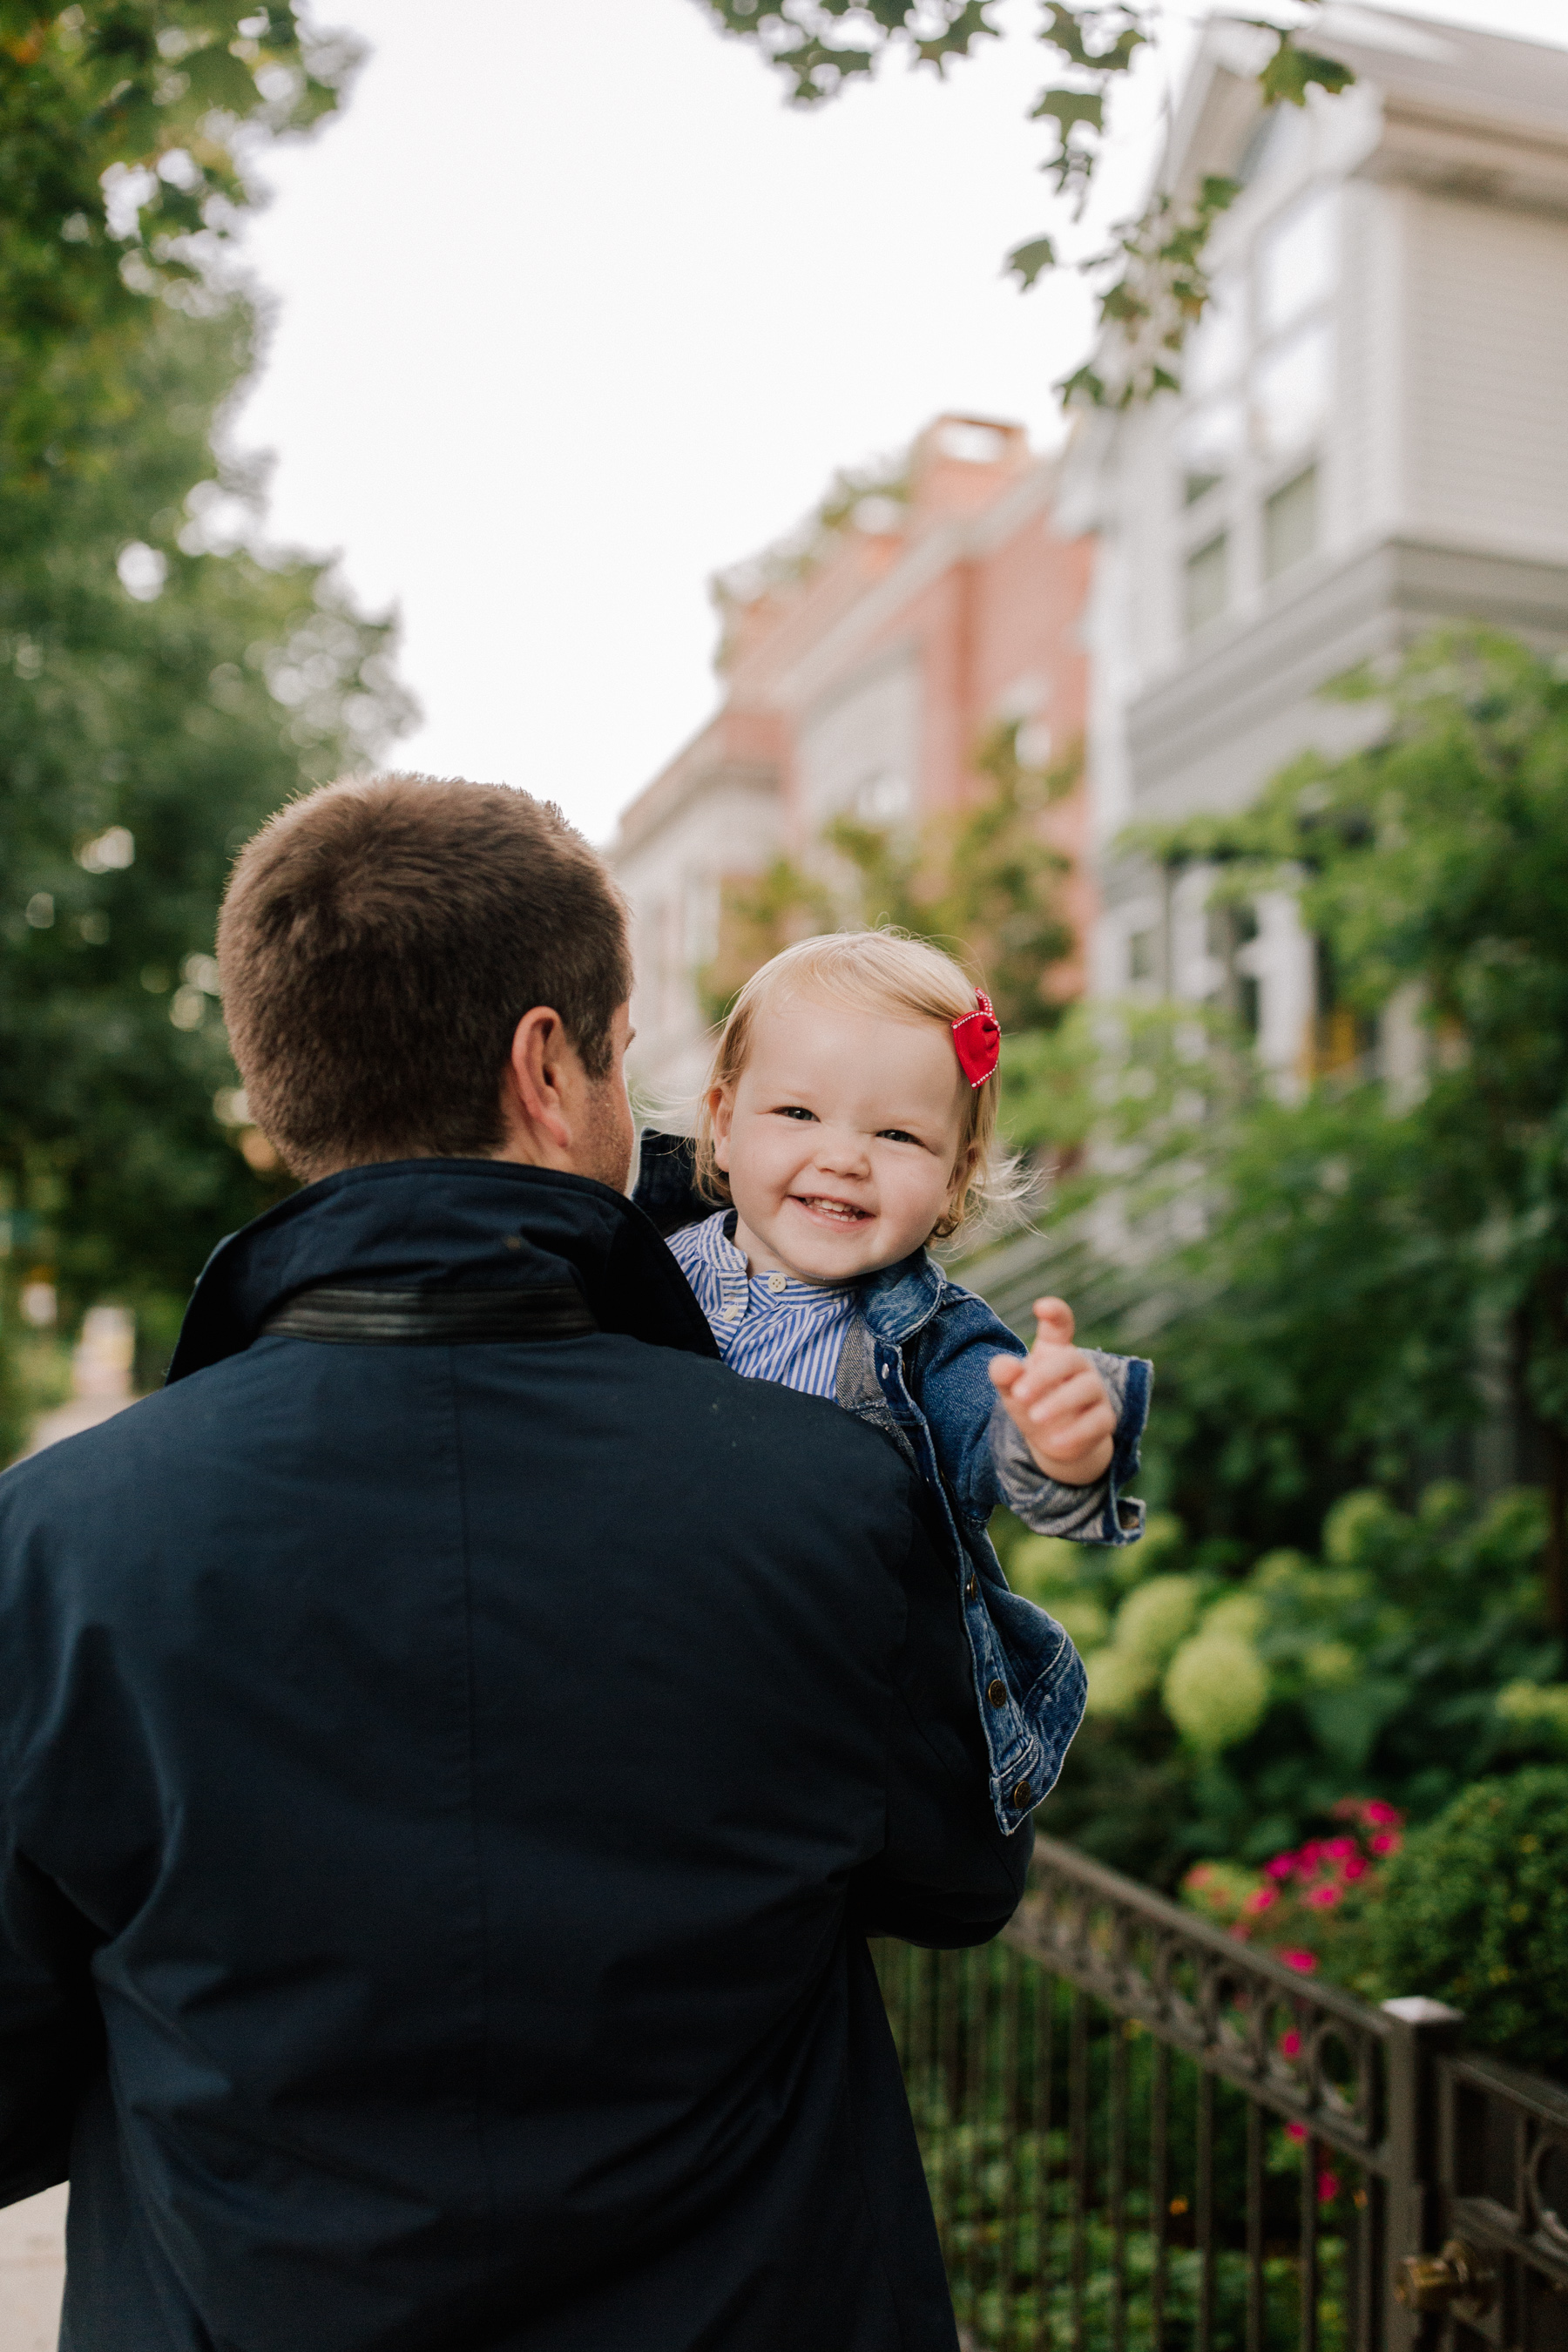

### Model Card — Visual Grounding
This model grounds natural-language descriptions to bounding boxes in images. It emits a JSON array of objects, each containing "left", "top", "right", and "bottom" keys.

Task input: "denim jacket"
[{"left": 635, "top": 1135, "right": 1152, "bottom": 1836}]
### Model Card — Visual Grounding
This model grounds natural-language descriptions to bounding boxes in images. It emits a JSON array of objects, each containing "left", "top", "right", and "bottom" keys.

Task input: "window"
[
  {"left": 1169, "top": 186, "right": 1337, "bottom": 639},
  {"left": 1206, "top": 901, "right": 1258, "bottom": 959},
  {"left": 938, "top": 419, "right": 1006, "bottom": 464},
  {"left": 1235, "top": 100, "right": 1310, "bottom": 193},
  {"left": 1264, "top": 466, "right": 1319, "bottom": 580},
  {"left": 1128, "top": 928, "right": 1158, "bottom": 983},
  {"left": 682, "top": 874, "right": 720, "bottom": 970},
  {"left": 1309, "top": 933, "right": 1374, "bottom": 1075},
  {"left": 1184, "top": 534, "right": 1229, "bottom": 635},
  {"left": 1206, "top": 901, "right": 1260, "bottom": 1037},
  {"left": 855, "top": 770, "right": 910, "bottom": 823},
  {"left": 1257, "top": 188, "right": 1338, "bottom": 340},
  {"left": 1176, "top": 398, "right": 1245, "bottom": 504},
  {"left": 1254, "top": 321, "right": 1332, "bottom": 459},
  {"left": 1184, "top": 280, "right": 1245, "bottom": 400}
]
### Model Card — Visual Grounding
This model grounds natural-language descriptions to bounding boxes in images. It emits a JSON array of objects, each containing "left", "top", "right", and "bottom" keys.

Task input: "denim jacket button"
[
  {"left": 965, "top": 1573, "right": 977, "bottom": 1600},
  {"left": 1011, "top": 1780, "right": 1032, "bottom": 1809},
  {"left": 986, "top": 1678, "right": 1007, "bottom": 1707}
]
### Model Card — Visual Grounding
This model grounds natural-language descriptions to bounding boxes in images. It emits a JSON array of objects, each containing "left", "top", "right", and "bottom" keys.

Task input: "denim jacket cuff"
[{"left": 988, "top": 1348, "right": 1152, "bottom": 1547}]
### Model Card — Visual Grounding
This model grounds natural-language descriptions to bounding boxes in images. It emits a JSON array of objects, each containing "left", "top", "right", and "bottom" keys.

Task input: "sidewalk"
[
  {"left": 2, "top": 1308, "right": 139, "bottom": 2348},
  {"left": 0, "top": 2190, "right": 67, "bottom": 2352}
]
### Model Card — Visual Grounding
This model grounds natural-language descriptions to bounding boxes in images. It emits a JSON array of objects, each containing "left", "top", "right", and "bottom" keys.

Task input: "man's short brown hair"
[{"left": 218, "top": 774, "right": 632, "bottom": 1181}]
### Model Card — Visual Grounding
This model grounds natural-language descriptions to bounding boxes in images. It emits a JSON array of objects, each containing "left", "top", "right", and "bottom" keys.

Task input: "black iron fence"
[{"left": 872, "top": 1836, "right": 1568, "bottom": 2352}]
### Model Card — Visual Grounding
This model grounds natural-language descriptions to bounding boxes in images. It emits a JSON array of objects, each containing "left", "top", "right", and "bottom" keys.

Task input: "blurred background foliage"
[
  {"left": 5, "top": 0, "right": 1568, "bottom": 2084},
  {"left": 0, "top": 2, "right": 412, "bottom": 1443},
  {"left": 704, "top": 626, "right": 1568, "bottom": 2060},
  {"left": 700, "top": 716, "right": 1077, "bottom": 1031},
  {"left": 983, "top": 632, "right": 1568, "bottom": 2053}
]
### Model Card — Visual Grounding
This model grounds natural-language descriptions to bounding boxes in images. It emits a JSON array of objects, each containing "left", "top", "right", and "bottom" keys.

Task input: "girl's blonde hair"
[{"left": 694, "top": 929, "right": 1016, "bottom": 1242}]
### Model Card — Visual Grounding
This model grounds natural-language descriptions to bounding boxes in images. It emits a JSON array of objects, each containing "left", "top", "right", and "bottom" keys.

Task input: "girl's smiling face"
[{"left": 708, "top": 991, "right": 972, "bottom": 1285}]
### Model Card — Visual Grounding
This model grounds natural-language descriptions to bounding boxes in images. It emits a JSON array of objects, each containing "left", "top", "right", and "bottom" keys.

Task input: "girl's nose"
[{"left": 814, "top": 1126, "right": 870, "bottom": 1176}]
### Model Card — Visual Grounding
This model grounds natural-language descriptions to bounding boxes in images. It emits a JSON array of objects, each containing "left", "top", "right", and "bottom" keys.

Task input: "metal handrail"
[
  {"left": 1015, "top": 1837, "right": 1394, "bottom": 2168},
  {"left": 875, "top": 1835, "right": 1568, "bottom": 2349}
]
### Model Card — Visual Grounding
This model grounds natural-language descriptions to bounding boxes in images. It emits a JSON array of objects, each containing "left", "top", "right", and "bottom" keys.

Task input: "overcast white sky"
[{"left": 233, "top": 0, "right": 1568, "bottom": 845}]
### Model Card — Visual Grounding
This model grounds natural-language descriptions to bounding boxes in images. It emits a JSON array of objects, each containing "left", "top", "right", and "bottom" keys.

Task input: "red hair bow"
[{"left": 952, "top": 990, "right": 1000, "bottom": 1088}]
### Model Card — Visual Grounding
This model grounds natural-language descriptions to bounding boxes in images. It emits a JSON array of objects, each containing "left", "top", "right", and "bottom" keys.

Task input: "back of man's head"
[{"left": 218, "top": 774, "right": 630, "bottom": 1182}]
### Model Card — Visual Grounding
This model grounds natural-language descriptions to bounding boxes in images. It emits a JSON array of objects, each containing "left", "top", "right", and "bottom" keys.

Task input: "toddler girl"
[{"left": 634, "top": 929, "right": 1150, "bottom": 1835}]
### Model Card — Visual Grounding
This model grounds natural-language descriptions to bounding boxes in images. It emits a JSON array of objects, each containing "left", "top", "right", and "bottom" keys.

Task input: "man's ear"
[
  {"left": 707, "top": 1085, "right": 733, "bottom": 1173},
  {"left": 504, "top": 1007, "right": 575, "bottom": 1157}
]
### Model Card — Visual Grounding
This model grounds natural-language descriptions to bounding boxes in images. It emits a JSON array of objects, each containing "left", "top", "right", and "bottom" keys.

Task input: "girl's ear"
[{"left": 708, "top": 1085, "right": 734, "bottom": 1172}]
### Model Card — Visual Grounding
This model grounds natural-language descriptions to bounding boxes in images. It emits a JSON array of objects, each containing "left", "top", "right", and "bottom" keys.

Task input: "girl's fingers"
[
  {"left": 996, "top": 1342, "right": 1075, "bottom": 1401},
  {"left": 1031, "top": 1408, "right": 1113, "bottom": 1457},
  {"left": 1025, "top": 1369, "right": 1105, "bottom": 1426},
  {"left": 1010, "top": 1344, "right": 1080, "bottom": 1402},
  {"left": 1033, "top": 1296, "right": 1076, "bottom": 1343},
  {"left": 1037, "top": 1408, "right": 1114, "bottom": 1458}
]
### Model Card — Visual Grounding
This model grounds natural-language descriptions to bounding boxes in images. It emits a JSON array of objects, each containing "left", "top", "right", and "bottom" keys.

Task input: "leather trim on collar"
[{"left": 260, "top": 1283, "right": 598, "bottom": 1346}]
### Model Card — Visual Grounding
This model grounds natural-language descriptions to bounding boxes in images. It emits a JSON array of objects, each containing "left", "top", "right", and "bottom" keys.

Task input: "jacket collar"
[
  {"left": 166, "top": 1159, "right": 720, "bottom": 1383},
  {"left": 855, "top": 1247, "right": 948, "bottom": 1346}
]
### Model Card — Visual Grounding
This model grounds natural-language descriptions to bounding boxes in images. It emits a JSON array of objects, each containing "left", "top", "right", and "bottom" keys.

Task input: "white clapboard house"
[{"left": 1061, "top": 3, "right": 1568, "bottom": 1073}]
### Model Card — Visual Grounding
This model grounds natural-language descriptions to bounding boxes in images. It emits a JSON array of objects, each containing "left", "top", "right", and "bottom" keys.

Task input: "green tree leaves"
[
  {"left": 1004, "top": 233, "right": 1058, "bottom": 293},
  {"left": 1254, "top": 30, "right": 1355, "bottom": 110},
  {"left": 692, "top": 1, "right": 1354, "bottom": 406},
  {"left": 0, "top": 5, "right": 410, "bottom": 1408},
  {"left": 694, "top": 0, "right": 1001, "bottom": 105},
  {"left": 1, "top": 3, "right": 357, "bottom": 490}
]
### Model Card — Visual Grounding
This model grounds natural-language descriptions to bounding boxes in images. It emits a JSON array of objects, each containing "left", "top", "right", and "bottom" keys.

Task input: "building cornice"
[
  {"left": 761, "top": 459, "right": 1063, "bottom": 717},
  {"left": 1124, "top": 534, "right": 1568, "bottom": 805}
]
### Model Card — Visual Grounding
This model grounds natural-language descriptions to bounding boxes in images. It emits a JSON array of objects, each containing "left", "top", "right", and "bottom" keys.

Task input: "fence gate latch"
[{"left": 1396, "top": 2240, "right": 1497, "bottom": 2320}]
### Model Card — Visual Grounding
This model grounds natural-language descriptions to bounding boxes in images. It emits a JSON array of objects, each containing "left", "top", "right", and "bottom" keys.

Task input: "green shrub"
[
  {"left": 1002, "top": 1481, "right": 1564, "bottom": 1879},
  {"left": 1371, "top": 1768, "right": 1568, "bottom": 2078},
  {"left": 1163, "top": 1630, "right": 1269, "bottom": 1754},
  {"left": 1495, "top": 1682, "right": 1568, "bottom": 1754}
]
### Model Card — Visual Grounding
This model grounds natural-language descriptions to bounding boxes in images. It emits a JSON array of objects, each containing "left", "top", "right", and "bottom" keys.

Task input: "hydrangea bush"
[{"left": 1002, "top": 1484, "right": 1565, "bottom": 1875}]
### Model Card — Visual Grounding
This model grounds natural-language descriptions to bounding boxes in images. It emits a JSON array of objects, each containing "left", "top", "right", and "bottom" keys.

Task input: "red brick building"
[{"left": 611, "top": 414, "right": 1093, "bottom": 1098}]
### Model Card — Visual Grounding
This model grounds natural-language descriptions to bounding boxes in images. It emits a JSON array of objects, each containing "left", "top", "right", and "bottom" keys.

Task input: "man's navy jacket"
[{"left": 0, "top": 1159, "right": 1031, "bottom": 2351}]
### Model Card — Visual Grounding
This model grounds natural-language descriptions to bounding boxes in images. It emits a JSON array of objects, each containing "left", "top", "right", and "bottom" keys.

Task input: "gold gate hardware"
[{"left": 1395, "top": 2240, "right": 1497, "bottom": 2319}]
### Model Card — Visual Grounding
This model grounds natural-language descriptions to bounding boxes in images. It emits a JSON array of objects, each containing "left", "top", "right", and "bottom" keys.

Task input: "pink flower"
[
  {"left": 1281, "top": 1948, "right": 1319, "bottom": 1973},
  {"left": 1318, "top": 2169, "right": 1342, "bottom": 2206},
  {"left": 1363, "top": 1800, "right": 1402, "bottom": 1826},
  {"left": 1369, "top": 1830, "right": 1400, "bottom": 1855},
  {"left": 1264, "top": 1855, "right": 1295, "bottom": 1882},
  {"left": 1279, "top": 2028, "right": 1302, "bottom": 2059},
  {"left": 1325, "top": 1836, "right": 1356, "bottom": 1861},
  {"left": 1244, "top": 1887, "right": 1279, "bottom": 1914},
  {"left": 1305, "top": 1883, "right": 1342, "bottom": 1909},
  {"left": 1342, "top": 1854, "right": 1369, "bottom": 1882},
  {"left": 1286, "top": 2121, "right": 1308, "bottom": 2142}
]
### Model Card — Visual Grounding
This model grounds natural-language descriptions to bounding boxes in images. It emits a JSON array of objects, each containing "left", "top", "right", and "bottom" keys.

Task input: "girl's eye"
[
  {"left": 878, "top": 1128, "right": 923, "bottom": 1148},
  {"left": 775, "top": 1105, "right": 817, "bottom": 1122}
]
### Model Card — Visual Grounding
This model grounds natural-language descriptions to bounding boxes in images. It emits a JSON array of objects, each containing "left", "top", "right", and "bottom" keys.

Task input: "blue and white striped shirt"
[{"left": 667, "top": 1211, "right": 855, "bottom": 1399}]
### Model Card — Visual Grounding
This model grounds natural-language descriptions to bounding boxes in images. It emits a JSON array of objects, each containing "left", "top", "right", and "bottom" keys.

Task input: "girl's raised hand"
[{"left": 988, "top": 1296, "right": 1116, "bottom": 1487}]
